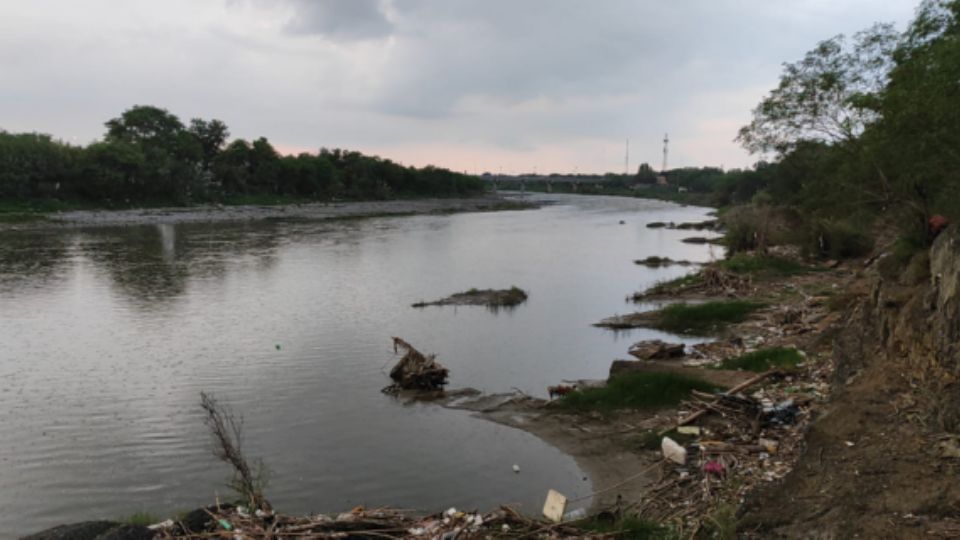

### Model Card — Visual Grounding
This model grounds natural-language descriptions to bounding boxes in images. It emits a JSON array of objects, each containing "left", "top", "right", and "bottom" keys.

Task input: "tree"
[
  {"left": 188, "top": 118, "right": 230, "bottom": 169},
  {"left": 106, "top": 105, "right": 186, "bottom": 146},
  {"left": 635, "top": 163, "right": 657, "bottom": 184},
  {"left": 737, "top": 23, "right": 899, "bottom": 154},
  {"left": 874, "top": 0, "right": 960, "bottom": 238}
]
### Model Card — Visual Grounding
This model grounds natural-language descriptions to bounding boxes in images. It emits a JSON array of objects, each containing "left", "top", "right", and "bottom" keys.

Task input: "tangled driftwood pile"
[
  {"left": 383, "top": 337, "right": 449, "bottom": 394},
  {"left": 150, "top": 503, "right": 604, "bottom": 539}
]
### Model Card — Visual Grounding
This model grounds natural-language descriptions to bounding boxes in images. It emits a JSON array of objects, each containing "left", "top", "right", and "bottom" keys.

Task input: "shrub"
[
  {"left": 806, "top": 219, "right": 874, "bottom": 259},
  {"left": 717, "top": 347, "right": 804, "bottom": 372},
  {"left": 655, "top": 301, "right": 765, "bottom": 334},
  {"left": 559, "top": 372, "right": 722, "bottom": 412}
]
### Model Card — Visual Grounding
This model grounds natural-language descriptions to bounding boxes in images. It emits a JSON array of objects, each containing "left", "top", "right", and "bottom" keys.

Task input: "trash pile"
[
  {"left": 150, "top": 503, "right": 602, "bottom": 539},
  {"left": 633, "top": 364, "right": 832, "bottom": 529},
  {"left": 382, "top": 337, "right": 449, "bottom": 394}
]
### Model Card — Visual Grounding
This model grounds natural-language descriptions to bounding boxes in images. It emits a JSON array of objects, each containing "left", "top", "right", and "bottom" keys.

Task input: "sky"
[{"left": 0, "top": 1, "right": 921, "bottom": 174}]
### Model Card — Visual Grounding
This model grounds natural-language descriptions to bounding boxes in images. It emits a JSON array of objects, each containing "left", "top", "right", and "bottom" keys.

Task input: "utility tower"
[
  {"left": 661, "top": 133, "right": 669, "bottom": 173},
  {"left": 625, "top": 138, "right": 630, "bottom": 175}
]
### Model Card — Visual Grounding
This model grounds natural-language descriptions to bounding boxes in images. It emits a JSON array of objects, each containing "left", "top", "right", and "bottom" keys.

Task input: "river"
[{"left": 0, "top": 194, "right": 720, "bottom": 536}]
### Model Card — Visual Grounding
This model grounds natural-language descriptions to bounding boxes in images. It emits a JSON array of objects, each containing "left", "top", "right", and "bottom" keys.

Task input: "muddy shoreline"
[{"left": 2, "top": 194, "right": 532, "bottom": 230}]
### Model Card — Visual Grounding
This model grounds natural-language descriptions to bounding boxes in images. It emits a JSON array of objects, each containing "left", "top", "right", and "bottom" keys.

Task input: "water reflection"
[{"left": 0, "top": 195, "right": 719, "bottom": 536}]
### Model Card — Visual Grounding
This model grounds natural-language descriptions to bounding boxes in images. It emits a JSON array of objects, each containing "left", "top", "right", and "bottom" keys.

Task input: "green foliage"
[
  {"left": 654, "top": 301, "right": 765, "bottom": 334},
  {"left": 636, "top": 273, "right": 705, "bottom": 299},
  {"left": 720, "top": 254, "right": 815, "bottom": 277},
  {"left": 121, "top": 511, "right": 160, "bottom": 526},
  {"left": 717, "top": 347, "right": 804, "bottom": 372},
  {"left": 0, "top": 106, "right": 485, "bottom": 211},
  {"left": 558, "top": 372, "right": 721, "bottom": 412},
  {"left": 723, "top": 217, "right": 760, "bottom": 254},
  {"left": 577, "top": 516, "right": 673, "bottom": 539},
  {"left": 806, "top": 219, "right": 874, "bottom": 259},
  {"left": 703, "top": 503, "right": 740, "bottom": 540},
  {"left": 736, "top": 23, "right": 899, "bottom": 154}
]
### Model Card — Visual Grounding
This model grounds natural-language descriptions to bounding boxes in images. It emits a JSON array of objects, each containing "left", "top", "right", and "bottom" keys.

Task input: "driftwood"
[
  {"left": 660, "top": 369, "right": 780, "bottom": 435},
  {"left": 383, "top": 337, "right": 449, "bottom": 393}
]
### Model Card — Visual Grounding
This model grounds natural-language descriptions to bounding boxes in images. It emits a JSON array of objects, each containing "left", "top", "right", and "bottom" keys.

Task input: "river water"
[{"left": 0, "top": 194, "right": 720, "bottom": 536}]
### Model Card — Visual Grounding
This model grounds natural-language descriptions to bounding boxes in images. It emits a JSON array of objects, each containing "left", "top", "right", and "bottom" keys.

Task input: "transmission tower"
[
  {"left": 625, "top": 138, "right": 630, "bottom": 175},
  {"left": 661, "top": 133, "right": 669, "bottom": 173}
]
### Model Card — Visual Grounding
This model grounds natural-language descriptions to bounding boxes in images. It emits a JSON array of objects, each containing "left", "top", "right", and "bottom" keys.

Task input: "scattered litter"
[
  {"left": 542, "top": 489, "right": 567, "bottom": 523},
  {"left": 512, "top": 464, "right": 520, "bottom": 473},
  {"left": 677, "top": 426, "right": 701, "bottom": 436},
  {"left": 845, "top": 441, "right": 856, "bottom": 447},
  {"left": 662, "top": 436, "right": 687, "bottom": 465},
  {"left": 703, "top": 460, "right": 725, "bottom": 476}
]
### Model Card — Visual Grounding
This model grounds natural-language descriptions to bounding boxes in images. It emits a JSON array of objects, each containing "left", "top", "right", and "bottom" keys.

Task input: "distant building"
[{"left": 656, "top": 174, "right": 668, "bottom": 186}]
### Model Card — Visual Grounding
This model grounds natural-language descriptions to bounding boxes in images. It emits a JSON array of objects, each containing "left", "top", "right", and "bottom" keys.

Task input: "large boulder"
[{"left": 19, "top": 522, "right": 120, "bottom": 540}]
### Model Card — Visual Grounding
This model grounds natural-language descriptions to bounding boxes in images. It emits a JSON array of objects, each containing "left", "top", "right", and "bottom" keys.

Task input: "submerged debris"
[
  {"left": 633, "top": 256, "right": 697, "bottom": 268},
  {"left": 383, "top": 337, "right": 449, "bottom": 394}
]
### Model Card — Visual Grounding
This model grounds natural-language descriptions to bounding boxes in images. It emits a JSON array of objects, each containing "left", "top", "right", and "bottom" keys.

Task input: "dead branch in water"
[
  {"left": 200, "top": 391, "right": 271, "bottom": 511},
  {"left": 383, "top": 337, "right": 449, "bottom": 393}
]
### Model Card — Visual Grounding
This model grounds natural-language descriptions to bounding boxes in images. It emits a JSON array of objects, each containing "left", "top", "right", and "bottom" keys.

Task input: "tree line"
[
  {"left": 724, "top": 0, "right": 959, "bottom": 248},
  {"left": 629, "top": 0, "right": 959, "bottom": 257},
  {"left": 0, "top": 106, "right": 484, "bottom": 207}
]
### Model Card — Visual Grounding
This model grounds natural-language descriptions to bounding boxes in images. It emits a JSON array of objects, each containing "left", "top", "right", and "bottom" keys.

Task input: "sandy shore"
[{"left": 6, "top": 195, "right": 531, "bottom": 229}]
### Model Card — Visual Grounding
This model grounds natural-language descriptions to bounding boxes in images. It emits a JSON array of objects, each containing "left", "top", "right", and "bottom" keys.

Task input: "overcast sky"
[{"left": 0, "top": 1, "right": 920, "bottom": 174}]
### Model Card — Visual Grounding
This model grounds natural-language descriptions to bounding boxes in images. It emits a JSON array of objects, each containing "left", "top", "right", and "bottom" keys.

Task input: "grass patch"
[
  {"left": 719, "top": 253, "right": 816, "bottom": 277},
  {"left": 702, "top": 503, "right": 739, "bottom": 540},
  {"left": 716, "top": 347, "right": 803, "bottom": 372},
  {"left": 558, "top": 372, "right": 722, "bottom": 412},
  {"left": 577, "top": 516, "right": 673, "bottom": 539},
  {"left": 654, "top": 301, "right": 764, "bottom": 334},
  {"left": 121, "top": 511, "right": 161, "bottom": 526},
  {"left": 635, "top": 272, "right": 704, "bottom": 299}
]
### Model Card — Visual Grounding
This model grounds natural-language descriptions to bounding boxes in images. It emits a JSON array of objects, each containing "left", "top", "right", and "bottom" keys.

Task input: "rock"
[
  {"left": 628, "top": 339, "right": 685, "bottom": 360},
  {"left": 94, "top": 525, "right": 154, "bottom": 540},
  {"left": 661, "top": 436, "right": 687, "bottom": 465},
  {"left": 20, "top": 522, "right": 119, "bottom": 540}
]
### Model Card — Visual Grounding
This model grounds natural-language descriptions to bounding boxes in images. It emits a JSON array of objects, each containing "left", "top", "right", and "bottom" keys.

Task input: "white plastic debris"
[
  {"left": 662, "top": 436, "right": 687, "bottom": 465},
  {"left": 512, "top": 464, "right": 520, "bottom": 473},
  {"left": 542, "top": 489, "right": 568, "bottom": 523}
]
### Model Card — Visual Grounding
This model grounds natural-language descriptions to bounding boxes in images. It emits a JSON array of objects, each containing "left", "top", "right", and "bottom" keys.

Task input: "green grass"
[
  {"left": 577, "top": 516, "right": 674, "bottom": 539},
  {"left": 653, "top": 301, "right": 765, "bottom": 334},
  {"left": 635, "top": 272, "right": 704, "bottom": 299},
  {"left": 121, "top": 511, "right": 161, "bottom": 526},
  {"left": 716, "top": 347, "right": 803, "bottom": 372},
  {"left": 719, "top": 253, "right": 816, "bottom": 277},
  {"left": 558, "top": 372, "right": 722, "bottom": 412}
]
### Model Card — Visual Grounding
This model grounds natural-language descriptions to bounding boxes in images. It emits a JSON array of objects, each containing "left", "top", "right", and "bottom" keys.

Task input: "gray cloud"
[
  {"left": 283, "top": 0, "right": 392, "bottom": 40},
  {"left": 0, "top": 0, "right": 921, "bottom": 172}
]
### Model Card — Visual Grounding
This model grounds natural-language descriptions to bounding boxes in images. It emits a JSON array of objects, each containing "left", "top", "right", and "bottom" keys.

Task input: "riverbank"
[
  {"left": 0, "top": 194, "right": 534, "bottom": 230},
  {"left": 24, "top": 197, "right": 958, "bottom": 538}
]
